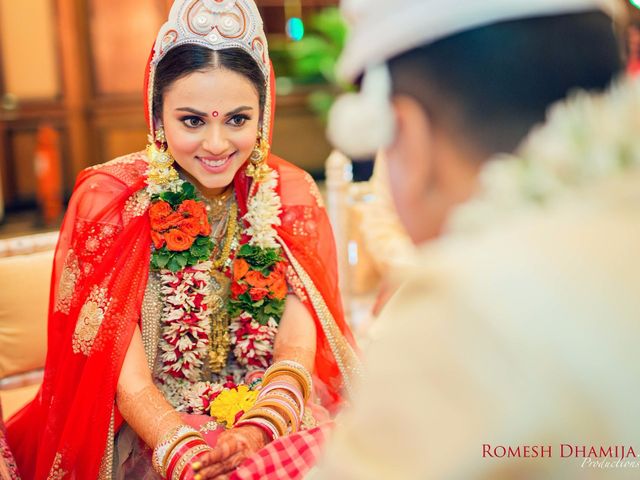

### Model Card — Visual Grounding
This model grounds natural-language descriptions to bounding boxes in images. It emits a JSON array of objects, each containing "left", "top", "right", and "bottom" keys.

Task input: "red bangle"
[
  {"left": 235, "top": 419, "right": 277, "bottom": 442},
  {"left": 176, "top": 444, "right": 212, "bottom": 480},
  {"left": 166, "top": 438, "right": 204, "bottom": 480},
  {"left": 179, "top": 449, "right": 210, "bottom": 480}
]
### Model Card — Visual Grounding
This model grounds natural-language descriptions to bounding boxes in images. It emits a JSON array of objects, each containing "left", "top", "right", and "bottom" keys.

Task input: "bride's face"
[{"left": 161, "top": 67, "right": 261, "bottom": 196}]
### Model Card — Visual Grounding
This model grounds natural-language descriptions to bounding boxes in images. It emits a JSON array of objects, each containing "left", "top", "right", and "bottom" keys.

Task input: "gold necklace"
[
  {"left": 205, "top": 188, "right": 234, "bottom": 221},
  {"left": 208, "top": 198, "right": 239, "bottom": 373},
  {"left": 210, "top": 201, "right": 238, "bottom": 271}
]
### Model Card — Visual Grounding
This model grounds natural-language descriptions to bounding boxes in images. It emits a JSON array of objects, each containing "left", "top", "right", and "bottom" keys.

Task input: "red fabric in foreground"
[{"left": 232, "top": 423, "right": 332, "bottom": 480}]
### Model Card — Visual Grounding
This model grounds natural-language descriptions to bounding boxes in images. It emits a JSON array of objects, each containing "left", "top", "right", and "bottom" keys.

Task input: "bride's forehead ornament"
[{"left": 151, "top": 0, "right": 269, "bottom": 75}]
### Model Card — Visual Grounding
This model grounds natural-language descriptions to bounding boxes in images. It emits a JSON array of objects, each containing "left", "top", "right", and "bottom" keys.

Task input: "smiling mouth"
[{"left": 198, "top": 153, "right": 234, "bottom": 168}]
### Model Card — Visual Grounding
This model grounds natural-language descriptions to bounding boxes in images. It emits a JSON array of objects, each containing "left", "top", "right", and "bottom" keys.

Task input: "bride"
[{"left": 6, "top": 1, "right": 359, "bottom": 478}]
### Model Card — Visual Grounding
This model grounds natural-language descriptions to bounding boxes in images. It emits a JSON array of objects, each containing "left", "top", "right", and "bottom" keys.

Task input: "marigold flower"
[
  {"left": 231, "top": 282, "right": 248, "bottom": 299},
  {"left": 209, "top": 385, "right": 258, "bottom": 427},
  {"left": 165, "top": 228, "right": 195, "bottom": 251}
]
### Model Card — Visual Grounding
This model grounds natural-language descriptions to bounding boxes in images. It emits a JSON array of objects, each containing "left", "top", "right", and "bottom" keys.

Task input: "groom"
[{"left": 316, "top": 0, "right": 640, "bottom": 478}]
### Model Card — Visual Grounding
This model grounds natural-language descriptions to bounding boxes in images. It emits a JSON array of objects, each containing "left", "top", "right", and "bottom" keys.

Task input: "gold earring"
[
  {"left": 154, "top": 126, "right": 167, "bottom": 146},
  {"left": 246, "top": 135, "right": 271, "bottom": 182},
  {"left": 146, "top": 125, "right": 179, "bottom": 186}
]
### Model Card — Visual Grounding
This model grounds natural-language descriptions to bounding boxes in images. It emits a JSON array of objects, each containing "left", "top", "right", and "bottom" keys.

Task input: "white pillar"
[{"left": 324, "top": 150, "right": 353, "bottom": 315}]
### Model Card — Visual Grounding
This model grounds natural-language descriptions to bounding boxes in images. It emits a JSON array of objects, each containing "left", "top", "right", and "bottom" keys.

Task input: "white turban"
[{"left": 337, "top": 0, "right": 622, "bottom": 81}]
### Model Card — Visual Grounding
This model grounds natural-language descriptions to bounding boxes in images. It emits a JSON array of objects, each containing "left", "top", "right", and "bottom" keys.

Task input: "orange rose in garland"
[
  {"left": 233, "top": 258, "right": 250, "bottom": 281},
  {"left": 269, "top": 275, "right": 288, "bottom": 300},
  {"left": 165, "top": 229, "right": 195, "bottom": 251},
  {"left": 149, "top": 200, "right": 172, "bottom": 224},
  {"left": 149, "top": 182, "right": 214, "bottom": 272},
  {"left": 228, "top": 244, "right": 287, "bottom": 325},
  {"left": 244, "top": 270, "right": 270, "bottom": 289},
  {"left": 179, "top": 216, "right": 202, "bottom": 237}
]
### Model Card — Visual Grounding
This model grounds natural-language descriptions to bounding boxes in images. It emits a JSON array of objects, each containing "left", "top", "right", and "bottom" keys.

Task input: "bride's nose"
[{"left": 202, "top": 125, "right": 230, "bottom": 154}]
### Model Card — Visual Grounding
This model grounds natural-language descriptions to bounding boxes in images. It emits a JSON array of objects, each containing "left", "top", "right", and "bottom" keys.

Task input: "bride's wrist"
[{"left": 152, "top": 424, "right": 211, "bottom": 479}]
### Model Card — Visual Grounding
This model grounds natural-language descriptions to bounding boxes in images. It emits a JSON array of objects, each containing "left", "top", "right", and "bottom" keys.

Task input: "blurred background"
[
  {"left": 0, "top": 0, "right": 639, "bottom": 235},
  {"left": 0, "top": 0, "right": 368, "bottom": 234}
]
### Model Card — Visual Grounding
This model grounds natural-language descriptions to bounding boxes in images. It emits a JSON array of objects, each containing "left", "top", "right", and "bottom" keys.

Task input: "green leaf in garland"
[
  {"left": 175, "top": 253, "right": 188, "bottom": 268},
  {"left": 182, "top": 182, "right": 195, "bottom": 198},
  {"left": 264, "top": 301, "right": 282, "bottom": 316},
  {"left": 155, "top": 252, "right": 171, "bottom": 269},
  {"left": 167, "top": 256, "right": 182, "bottom": 272},
  {"left": 238, "top": 244, "right": 256, "bottom": 257}
]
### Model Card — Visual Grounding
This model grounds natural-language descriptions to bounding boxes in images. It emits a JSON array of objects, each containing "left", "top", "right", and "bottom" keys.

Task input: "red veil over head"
[{"left": 7, "top": 2, "right": 359, "bottom": 478}]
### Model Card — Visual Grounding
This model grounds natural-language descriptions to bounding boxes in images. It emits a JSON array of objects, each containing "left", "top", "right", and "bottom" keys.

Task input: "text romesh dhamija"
[{"left": 482, "top": 444, "right": 637, "bottom": 459}]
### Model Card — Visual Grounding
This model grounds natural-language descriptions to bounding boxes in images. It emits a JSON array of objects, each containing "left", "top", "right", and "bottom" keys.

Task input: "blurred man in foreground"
[{"left": 317, "top": 0, "right": 640, "bottom": 478}]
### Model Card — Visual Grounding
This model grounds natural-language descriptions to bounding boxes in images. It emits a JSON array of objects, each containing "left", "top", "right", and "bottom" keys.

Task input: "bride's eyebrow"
[
  {"left": 175, "top": 107, "right": 207, "bottom": 116},
  {"left": 225, "top": 106, "right": 253, "bottom": 117}
]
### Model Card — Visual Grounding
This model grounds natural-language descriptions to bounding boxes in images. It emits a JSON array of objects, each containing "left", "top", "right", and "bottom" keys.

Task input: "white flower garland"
[
  {"left": 158, "top": 262, "right": 212, "bottom": 385},
  {"left": 448, "top": 78, "right": 640, "bottom": 234},
  {"left": 150, "top": 164, "right": 284, "bottom": 411},
  {"left": 243, "top": 169, "right": 282, "bottom": 249},
  {"left": 230, "top": 313, "right": 279, "bottom": 369}
]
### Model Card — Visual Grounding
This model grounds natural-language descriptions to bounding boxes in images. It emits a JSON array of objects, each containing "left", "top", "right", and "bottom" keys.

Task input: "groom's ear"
[{"left": 387, "top": 94, "right": 434, "bottom": 202}]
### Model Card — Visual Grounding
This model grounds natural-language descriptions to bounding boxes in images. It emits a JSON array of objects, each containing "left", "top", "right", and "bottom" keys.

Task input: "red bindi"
[{"left": 212, "top": 111, "right": 219, "bottom": 117}]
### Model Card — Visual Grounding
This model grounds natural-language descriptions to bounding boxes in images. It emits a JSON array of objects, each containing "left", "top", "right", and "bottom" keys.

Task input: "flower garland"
[
  {"left": 146, "top": 158, "right": 287, "bottom": 420},
  {"left": 447, "top": 78, "right": 640, "bottom": 234},
  {"left": 149, "top": 182, "right": 214, "bottom": 271}
]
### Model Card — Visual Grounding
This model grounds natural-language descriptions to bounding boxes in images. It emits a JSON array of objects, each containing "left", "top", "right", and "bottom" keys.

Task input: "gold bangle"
[
  {"left": 172, "top": 443, "right": 212, "bottom": 480},
  {"left": 254, "top": 396, "right": 301, "bottom": 432},
  {"left": 263, "top": 360, "right": 312, "bottom": 397},
  {"left": 262, "top": 369, "right": 311, "bottom": 401},
  {"left": 241, "top": 407, "right": 288, "bottom": 436},
  {"left": 163, "top": 432, "right": 203, "bottom": 473},
  {"left": 153, "top": 425, "right": 203, "bottom": 476},
  {"left": 264, "top": 361, "right": 312, "bottom": 388},
  {"left": 152, "top": 424, "right": 183, "bottom": 474}
]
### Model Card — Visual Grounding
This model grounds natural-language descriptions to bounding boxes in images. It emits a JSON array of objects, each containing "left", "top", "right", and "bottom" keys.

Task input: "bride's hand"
[{"left": 192, "top": 425, "right": 269, "bottom": 479}]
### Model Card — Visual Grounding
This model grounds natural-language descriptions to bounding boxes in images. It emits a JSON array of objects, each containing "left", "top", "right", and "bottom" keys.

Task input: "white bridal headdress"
[{"left": 148, "top": 0, "right": 272, "bottom": 140}]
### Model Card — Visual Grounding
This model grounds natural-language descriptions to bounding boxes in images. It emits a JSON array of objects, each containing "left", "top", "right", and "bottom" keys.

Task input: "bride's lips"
[{"left": 196, "top": 152, "right": 236, "bottom": 174}]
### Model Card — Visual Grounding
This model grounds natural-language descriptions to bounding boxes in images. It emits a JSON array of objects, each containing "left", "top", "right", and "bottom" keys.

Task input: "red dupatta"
[
  {"left": 6, "top": 156, "right": 153, "bottom": 479},
  {"left": 7, "top": 31, "right": 359, "bottom": 480}
]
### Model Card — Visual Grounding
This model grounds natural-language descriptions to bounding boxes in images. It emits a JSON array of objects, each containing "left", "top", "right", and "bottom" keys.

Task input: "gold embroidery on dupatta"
[
  {"left": 303, "top": 173, "right": 325, "bottom": 208},
  {"left": 98, "top": 408, "right": 115, "bottom": 480},
  {"left": 47, "top": 453, "right": 67, "bottom": 480},
  {"left": 72, "top": 286, "right": 110, "bottom": 356},
  {"left": 286, "top": 265, "right": 308, "bottom": 303},
  {"left": 55, "top": 249, "right": 80, "bottom": 314},
  {"left": 123, "top": 190, "right": 151, "bottom": 225},
  {"left": 277, "top": 237, "right": 361, "bottom": 396}
]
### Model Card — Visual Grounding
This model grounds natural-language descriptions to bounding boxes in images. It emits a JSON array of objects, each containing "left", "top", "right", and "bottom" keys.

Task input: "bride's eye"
[
  {"left": 181, "top": 116, "right": 204, "bottom": 128},
  {"left": 228, "top": 114, "right": 250, "bottom": 127}
]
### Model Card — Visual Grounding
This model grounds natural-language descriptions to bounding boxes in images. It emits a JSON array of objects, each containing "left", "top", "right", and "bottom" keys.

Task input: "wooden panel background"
[{"left": 0, "top": 0, "right": 336, "bottom": 214}]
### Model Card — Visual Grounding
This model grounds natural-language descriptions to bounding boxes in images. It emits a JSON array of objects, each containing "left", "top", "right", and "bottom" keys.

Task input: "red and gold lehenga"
[{"left": 6, "top": 1, "right": 359, "bottom": 478}]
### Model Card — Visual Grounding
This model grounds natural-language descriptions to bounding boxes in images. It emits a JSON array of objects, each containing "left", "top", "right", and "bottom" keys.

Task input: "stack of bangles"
[
  {"left": 236, "top": 360, "right": 312, "bottom": 441},
  {"left": 152, "top": 425, "right": 212, "bottom": 480}
]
